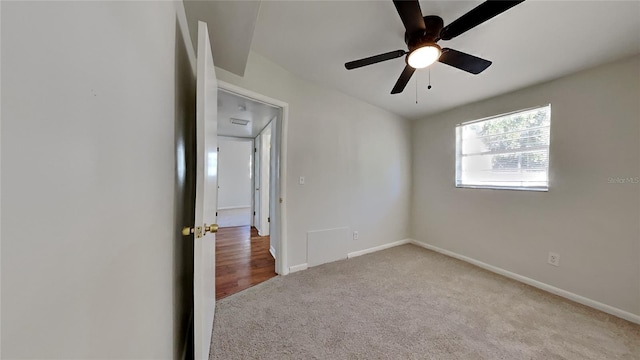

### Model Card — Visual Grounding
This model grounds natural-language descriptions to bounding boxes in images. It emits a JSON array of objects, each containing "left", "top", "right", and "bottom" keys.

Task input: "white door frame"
[
  {"left": 217, "top": 80, "right": 289, "bottom": 275},
  {"left": 256, "top": 121, "right": 273, "bottom": 237},
  {"left": 252, "top": 134, "right": 260, "bottom": 229}
]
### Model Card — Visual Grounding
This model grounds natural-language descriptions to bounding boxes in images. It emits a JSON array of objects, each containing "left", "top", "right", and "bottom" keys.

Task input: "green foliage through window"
[{"left": 456, "top": 105, "right": 551, "bottom": 191}]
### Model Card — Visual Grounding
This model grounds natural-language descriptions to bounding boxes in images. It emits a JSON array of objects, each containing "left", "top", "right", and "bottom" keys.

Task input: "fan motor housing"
[{"left": 405, "top": 15, "right": 444, "bottom": 51}]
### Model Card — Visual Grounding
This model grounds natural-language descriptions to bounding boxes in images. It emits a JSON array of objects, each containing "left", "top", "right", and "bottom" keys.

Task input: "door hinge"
[
  {"left": 267, "top": 217, "right": 270, "bottom": 223},
  {"left": 254, "top": 147, "right": 257, "bottom": 153},
  {"left": 215, "top": 211, "right": 218, "bottom": 216},
  {"left": 217, "top": 146, "right": 219, "bottom": 151},
  {"left": 253, "top": 211, "right": 256, "bottom": 216}
]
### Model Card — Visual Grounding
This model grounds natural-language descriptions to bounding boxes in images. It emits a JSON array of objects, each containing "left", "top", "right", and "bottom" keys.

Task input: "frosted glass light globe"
[{"left": 407, "top": 45, "right": 441, "bottom": 69}]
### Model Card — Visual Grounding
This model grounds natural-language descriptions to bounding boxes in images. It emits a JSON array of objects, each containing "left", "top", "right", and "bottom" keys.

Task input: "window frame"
[{"left": 454, "top": 104, "right": 552, "bottom": 192}]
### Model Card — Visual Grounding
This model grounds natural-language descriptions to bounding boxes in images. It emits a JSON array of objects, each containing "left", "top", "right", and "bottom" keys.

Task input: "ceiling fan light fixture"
[{"left": 407, "top": 44, "right": 442, "bottom": 69}]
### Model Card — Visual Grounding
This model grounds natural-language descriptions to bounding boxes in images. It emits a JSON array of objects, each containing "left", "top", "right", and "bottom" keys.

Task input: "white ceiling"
[
  {"left": 183, "top": 0, "right": 260, "bottom": 76},
  {"left": 218, "top": 89, "right": 279, "bottom": 138},
  {"left": 250, "top": 0, "right": 640, "bottom": 119}
]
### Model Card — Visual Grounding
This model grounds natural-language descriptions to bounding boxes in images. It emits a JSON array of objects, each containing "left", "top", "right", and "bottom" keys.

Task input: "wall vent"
[{"left": 230, "top": 118, "right": 250, "bottom": 126}]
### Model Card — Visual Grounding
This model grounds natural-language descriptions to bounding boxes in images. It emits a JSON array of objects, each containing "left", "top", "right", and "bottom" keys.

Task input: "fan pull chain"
[{"left": 428, "top": 68, "right": 432, "bottom": 90}]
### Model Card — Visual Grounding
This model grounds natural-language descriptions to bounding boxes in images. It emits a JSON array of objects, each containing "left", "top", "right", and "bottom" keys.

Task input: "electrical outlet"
[
  {"left": 353, "top": 231, "right": 359, "bottom": 240},
  {"left": 548, "top": 252, "right": 560, "bottom": 267},
  {"left": 299, "top": 176, "right": 305, "bottom": 185}
]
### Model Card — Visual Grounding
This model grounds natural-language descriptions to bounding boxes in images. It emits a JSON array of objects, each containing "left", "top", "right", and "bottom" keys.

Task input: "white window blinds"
[{"left": 455, "top": 105, "right": 551, "bottom": 191}]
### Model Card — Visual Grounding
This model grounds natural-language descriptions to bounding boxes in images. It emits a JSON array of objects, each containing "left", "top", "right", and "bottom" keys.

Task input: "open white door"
[{"left": 194, "top": 21, "right": 218, "bottom": 360}]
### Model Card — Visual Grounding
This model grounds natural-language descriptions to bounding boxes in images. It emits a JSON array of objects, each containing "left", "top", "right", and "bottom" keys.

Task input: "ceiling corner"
[{"left": 184, "top": 0, "right": 261, "bottom": 77}]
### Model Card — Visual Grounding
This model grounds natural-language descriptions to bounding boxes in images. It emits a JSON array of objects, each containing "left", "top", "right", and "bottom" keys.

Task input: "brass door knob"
[{"left": 204, "top": 223, "right": 218, "bottom": 234}]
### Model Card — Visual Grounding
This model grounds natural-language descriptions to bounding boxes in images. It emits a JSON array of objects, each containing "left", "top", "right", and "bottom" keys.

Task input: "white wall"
[
  {"left": 411, "top": 55, "right": 640, "bottom": 318},
  {"left": 217, "top": 137, "right": 252, "bottom": 209},
  {"left": 1, "top": 1, "right": 196, "bottom": 358},
  {"left": 216, "top": 51, "right": 412, "bottom": 268}
]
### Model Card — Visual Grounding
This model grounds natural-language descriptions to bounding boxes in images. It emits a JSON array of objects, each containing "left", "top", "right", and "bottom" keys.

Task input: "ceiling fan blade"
[
  {"left": 438, "top": 48, "right": 492, "bottom": 74},
  {"left": 345, "top": 50, "right": 407, "bottom": 70},
  {"left": 439, "top": 0, "right": 525, "bottom": 41},
  {"left": 391, "top": 65, "right": 416, "bottom": 94},
  {"left": 393, "top": 0, "right": 426, "bottom": 34}
]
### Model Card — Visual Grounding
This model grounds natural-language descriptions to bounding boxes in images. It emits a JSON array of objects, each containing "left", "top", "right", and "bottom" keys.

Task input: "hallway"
[{"left": 215, "top": 226, "right": 277, "bottom": 299}]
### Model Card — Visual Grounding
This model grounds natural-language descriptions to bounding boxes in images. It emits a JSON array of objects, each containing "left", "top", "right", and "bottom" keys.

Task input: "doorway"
[
  {"left": 216, "top": 137, "right": 253, "bottom": 228},
  {"left": 214, "top": 84, "right": 288, "bottom": 299}
]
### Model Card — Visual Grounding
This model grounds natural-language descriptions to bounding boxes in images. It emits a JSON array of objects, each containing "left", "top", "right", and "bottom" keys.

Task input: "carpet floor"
[{"left": 210, "top": 244, "right": 640, "bottom": 359}]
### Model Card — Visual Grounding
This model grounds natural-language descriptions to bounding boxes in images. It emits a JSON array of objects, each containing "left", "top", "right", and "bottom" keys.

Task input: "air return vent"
[{"left": 230, "top": 118, "right": 250, "bottom": 126}]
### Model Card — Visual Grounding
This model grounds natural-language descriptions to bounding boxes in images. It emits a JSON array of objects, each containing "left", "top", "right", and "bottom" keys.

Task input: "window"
[{"left": 455, "top": 105, "right": 551, "bottom": 191}]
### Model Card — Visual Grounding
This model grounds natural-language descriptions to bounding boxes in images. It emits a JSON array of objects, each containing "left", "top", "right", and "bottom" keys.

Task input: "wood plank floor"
[{"left": 215, "top": 226, "right": 276, "bottom": 300}]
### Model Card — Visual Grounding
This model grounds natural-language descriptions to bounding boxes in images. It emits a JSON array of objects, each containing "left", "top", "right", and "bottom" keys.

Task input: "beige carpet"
[{"left": 210, "top": 244, "right": 640, "bottom": 359}]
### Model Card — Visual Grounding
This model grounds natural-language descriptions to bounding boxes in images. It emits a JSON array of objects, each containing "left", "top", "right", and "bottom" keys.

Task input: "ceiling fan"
[{"left": 345, "top": 0, "right": 525, "bottom": 94}]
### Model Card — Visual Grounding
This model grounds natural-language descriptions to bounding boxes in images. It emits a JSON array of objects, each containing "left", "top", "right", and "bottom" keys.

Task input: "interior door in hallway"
[
  {"left": 193, "top": 20, "right": 218, "bottom": 360},
  {"left": 259, "top": 124, "right": 271, "bottom": 236},
  {"left": 253, "top": 135, "right": 261, "bottom": 228}
]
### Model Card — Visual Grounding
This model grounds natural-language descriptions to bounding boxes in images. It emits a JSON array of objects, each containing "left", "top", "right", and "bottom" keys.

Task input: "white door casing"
[
  {"left": 254, "top": 135, "right": 261, "bottom": 229},
  {"left": 194, "top": 21, "right": 218, "bottom": 360},
  {"left": 261, "top": 124, "right": 272, "bottom": 236}
]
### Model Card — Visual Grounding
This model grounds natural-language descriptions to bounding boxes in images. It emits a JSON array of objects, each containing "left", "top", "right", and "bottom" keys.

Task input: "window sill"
[{"left": 455, "top": 184, "right": 548, "bottom": 192}]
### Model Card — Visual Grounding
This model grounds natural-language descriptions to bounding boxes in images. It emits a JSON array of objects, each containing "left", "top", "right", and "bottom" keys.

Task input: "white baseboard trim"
[
  {"left": 269, "top": 246, "right": 276, "bottom": 260},
  {"left": 289, "top": 263, "right": 308, "bottom": 273},
  {"left": 408, "top": 239, "right": 640, "bottom": 325},
  {"left": 217, "top": 206, "right": 251, "bottom": 210},
  {"left": 289, "top": 239, "right": 411, "bottom": 274},
  {"left": 347, "top": 239, "right": 411, "bottom": 259}
]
